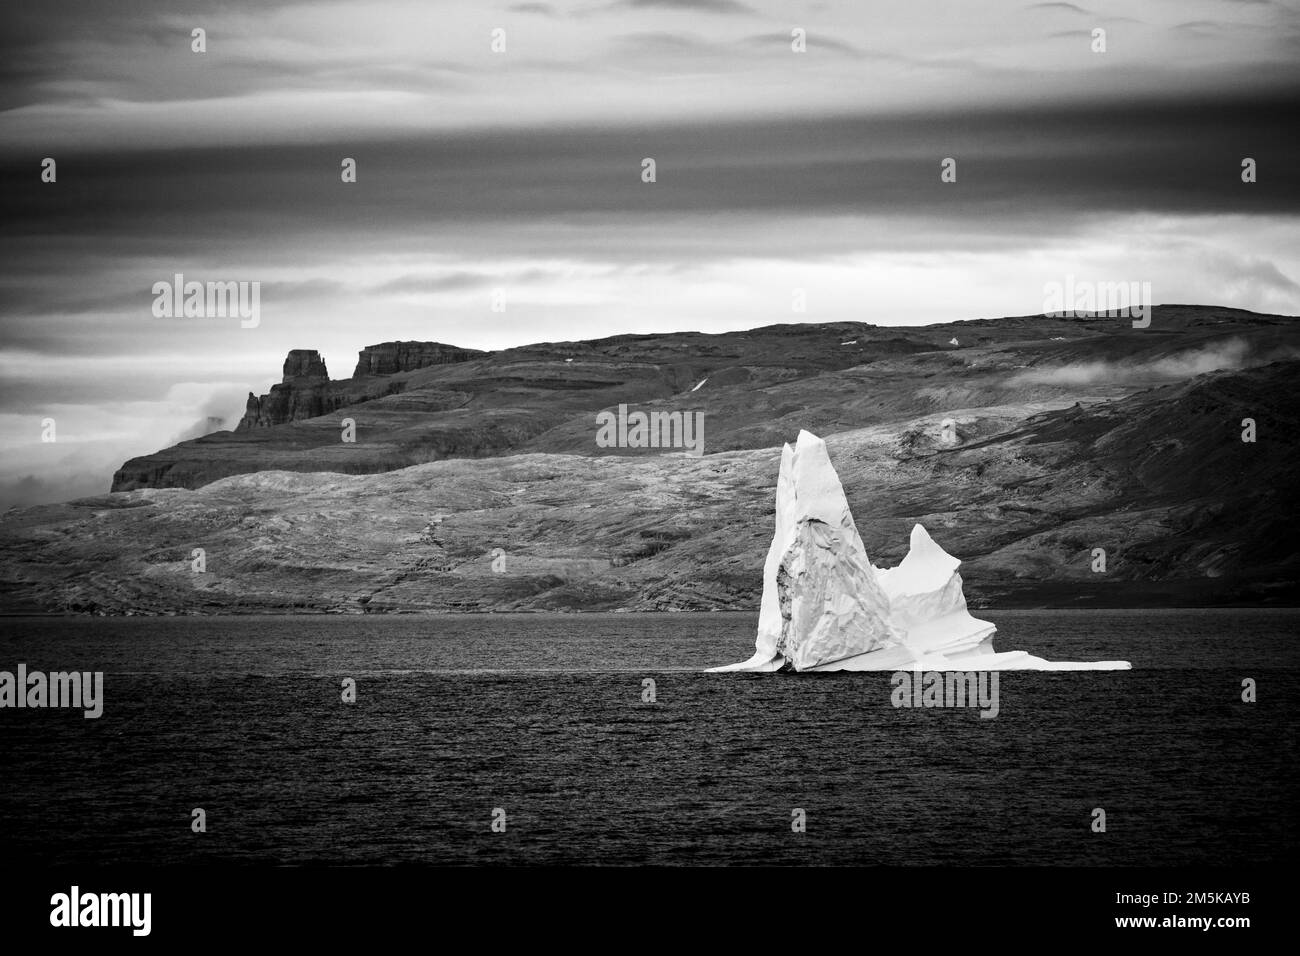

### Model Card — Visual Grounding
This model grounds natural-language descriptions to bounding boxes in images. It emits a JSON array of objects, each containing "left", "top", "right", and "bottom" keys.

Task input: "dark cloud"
[
  {"left": 0, "top": 1, "right": 309, "bottom": 109},
  {"left": 4, "top": 96, "right": 1296, "bottom": 246}
]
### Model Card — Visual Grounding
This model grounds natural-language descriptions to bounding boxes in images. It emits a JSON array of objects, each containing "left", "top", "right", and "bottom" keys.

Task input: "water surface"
[{"left": 1, "top": 609, "right": 1295, "bottom": 865}]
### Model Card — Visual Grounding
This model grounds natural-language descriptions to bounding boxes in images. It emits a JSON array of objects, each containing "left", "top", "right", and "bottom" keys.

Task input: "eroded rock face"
[
  {"left": 282, "top": 349, "right": 329, "bottom": 381},
  {"left": 232, "top": 343, "right": 479, "bottom": 432},
  {"left": 236, "top": 348, "right": 337, "bottom": 431},
  {"left": 352, "top": 342, "right": 480, "bottom": 377},
  {"left": 237, "top": 382, "right": 342, "bottom": 430}
]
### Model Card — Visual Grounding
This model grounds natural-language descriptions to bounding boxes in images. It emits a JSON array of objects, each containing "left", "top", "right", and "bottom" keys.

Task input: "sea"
[{"left": 1, "top": 609, "right": 1295, "bottom": 866}]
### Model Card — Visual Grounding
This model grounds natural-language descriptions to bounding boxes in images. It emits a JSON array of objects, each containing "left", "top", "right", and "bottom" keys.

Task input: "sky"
[{"left": 1, "top": 0, "right": 1298, "bottom": 506}]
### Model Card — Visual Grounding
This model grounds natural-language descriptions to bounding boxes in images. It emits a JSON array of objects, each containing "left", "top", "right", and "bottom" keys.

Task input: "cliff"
[
  {"left": 283, "top": 349, "right": 329, "bottom": 380},
  {"left": 352, "top": 341, "right": 481, "bottom": 377},
  {"left": 232, "top": 343, "right": 483, "bottom": 433}
]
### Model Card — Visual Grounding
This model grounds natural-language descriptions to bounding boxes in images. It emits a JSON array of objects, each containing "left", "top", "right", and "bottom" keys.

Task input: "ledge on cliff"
[{"left": 352, "top": 341, "right": 484, "bottom": 377}]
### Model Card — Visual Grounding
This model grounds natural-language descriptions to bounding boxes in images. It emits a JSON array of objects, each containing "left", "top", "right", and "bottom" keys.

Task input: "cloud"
[
  {"left": 614, "top": 30, "right": 717, "bottom": 54},
  {"left": 0, "top": 380, "right": 257, "bottom": 508},
  {"left": 259, "top": 278, "right": 350, "bottom": 299},
  {"left": 164, "top": 384, "right": 252, "bottom": 444},
  {"left": 0, "top": 471, "right": 111, "bottom": 510},
  {"left": 1181, "top": 251, "right": 1300, "bottom": 315},
  {"left": 610, "top": 0, "right": 755, "bottom": 13},
  {"left": 1229, "top": 257, "right": 1300, "bottom": 294},
  {"left": 1006, "top": 337, "right": 1300, "bottom": 386},
  {"left": 371, "top": 268, "right": 556, "bottom": 295},
  {"left": 738, "top": 31, "right": 863, "bottom": 57},
  {"left": 0, "top": 433, "right": 145, "bottom": 509},
  {"left": 2, "top": 0, "right": 1293, "bottom": 147},
  {"left": 1027, "top": 2, "right": 1093, "bottom": 14},
  {"left": 6, "top": 97, "right": 1298, "bottom": 247}
]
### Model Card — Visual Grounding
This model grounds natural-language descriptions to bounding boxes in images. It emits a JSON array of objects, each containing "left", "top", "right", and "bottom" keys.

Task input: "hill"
[{"left": 4, "top": 306, "right": 1296, "bottom": 614}]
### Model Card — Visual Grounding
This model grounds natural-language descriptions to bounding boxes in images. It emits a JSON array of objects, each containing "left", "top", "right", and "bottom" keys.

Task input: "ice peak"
[
  {"left": 788, "top": 431, "right": 856, "bottom": 530},
  {"left": 879, "top": 523, "right": 962, "bottom": 598}
]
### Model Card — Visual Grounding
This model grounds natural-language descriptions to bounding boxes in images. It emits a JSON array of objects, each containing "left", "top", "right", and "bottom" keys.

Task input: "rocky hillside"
[
  {"left": 3, "top": 310, "right": 1297, "bottom": 614},
  {"left": 110, "top": 306, "right": 1299, "bottom": 493}
]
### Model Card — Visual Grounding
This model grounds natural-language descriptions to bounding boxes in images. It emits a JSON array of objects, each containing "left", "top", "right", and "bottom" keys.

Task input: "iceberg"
[{"left": 709, "top": 430, "right": 1130, "bottom": 672}]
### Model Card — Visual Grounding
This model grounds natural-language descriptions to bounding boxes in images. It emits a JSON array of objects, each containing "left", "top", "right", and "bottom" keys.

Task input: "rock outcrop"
[
  {"left": 232, "top": 343, "right": 481, "bottom": 432},
  {"left": 236, "top": 382, "right": 340, "bottom": 430},
  {"left": 352, "top": 341, "right": 480, "bottom": 377},
  {"left": 236, "top": 349, "right": 334, "bottom": 431},
  {"left": 282, "top": 349, "right": 329, "bottom": 380}
]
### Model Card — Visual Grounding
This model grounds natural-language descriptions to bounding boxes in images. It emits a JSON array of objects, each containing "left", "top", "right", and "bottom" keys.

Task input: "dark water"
[{"left": 1, "top": 610, "right": 1295, "bottom": 866}]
